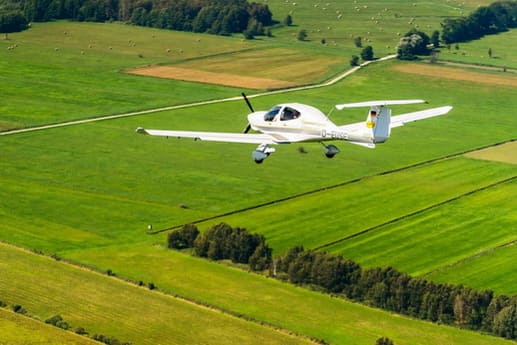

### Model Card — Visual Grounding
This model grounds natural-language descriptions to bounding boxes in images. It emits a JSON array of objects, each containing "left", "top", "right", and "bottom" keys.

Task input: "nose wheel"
[{"left": 252, "top": 144, "right": 276, "bottom": 164}]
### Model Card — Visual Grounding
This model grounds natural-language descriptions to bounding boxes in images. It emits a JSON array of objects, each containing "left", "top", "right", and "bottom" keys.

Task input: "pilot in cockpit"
[{"left": 280, "top": 107, "right": 300, "bottom": 121}]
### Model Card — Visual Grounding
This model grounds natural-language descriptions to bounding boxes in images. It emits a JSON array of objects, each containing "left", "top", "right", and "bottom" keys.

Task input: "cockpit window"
[
  {"left": 280, "top": 107, "right": 300, "bottom": 121},
  {"left": 264, "top": 106, "right": 281, "bottom": 121}
]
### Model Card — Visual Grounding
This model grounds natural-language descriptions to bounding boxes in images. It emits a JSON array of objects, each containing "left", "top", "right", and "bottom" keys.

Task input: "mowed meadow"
[{"left": 1, "top": 0, "right": 516, "bottom": 343}]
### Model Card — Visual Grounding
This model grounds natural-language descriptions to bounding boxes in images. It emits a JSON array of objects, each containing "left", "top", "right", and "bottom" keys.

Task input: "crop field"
[
  {"left": 393, "top": 63, "right": 517, "bottom": 87},
  {"left": 0, "top": 243, "right": 313, "bottom": 345},
  {"left": 1, "top": 0, "right": 516, "bottom": 343},
  {"left": 128, "top": 47, "right": 346, "bottom": 89},
  {"left": 128, "top": 64, "right": 297, "bottom": 90}
]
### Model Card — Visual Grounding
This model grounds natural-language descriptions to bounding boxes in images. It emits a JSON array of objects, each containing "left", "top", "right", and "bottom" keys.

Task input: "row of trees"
[
  {"left": 1, "top": 0, "right": 273, "bottom": 37},
  {"left": 441, "top": 1, "right": 517, "bottom": 44},
  {"left": 275, "top": 246, "right": 517, "bottom": 339},
  {"left": 168, "top": 223, "right": 272, "bottom": 271}
]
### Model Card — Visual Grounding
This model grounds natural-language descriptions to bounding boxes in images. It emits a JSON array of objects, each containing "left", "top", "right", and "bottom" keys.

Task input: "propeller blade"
[
  {"left": 242, "top": 93, "right": 254, "bottom": 134},
  {"left": 242, "top": 92, "right": 255, "bottom": 113}
]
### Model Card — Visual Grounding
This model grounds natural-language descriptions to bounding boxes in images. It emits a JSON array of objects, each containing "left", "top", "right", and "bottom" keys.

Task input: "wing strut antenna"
[{"left": 325, "top": 107, "right": 336, "bottom": 123}]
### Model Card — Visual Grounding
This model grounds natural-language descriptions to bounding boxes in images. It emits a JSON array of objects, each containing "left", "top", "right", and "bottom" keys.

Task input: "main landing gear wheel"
[{"left": 323, "top": 144, "right": 340, "bottom": 159}]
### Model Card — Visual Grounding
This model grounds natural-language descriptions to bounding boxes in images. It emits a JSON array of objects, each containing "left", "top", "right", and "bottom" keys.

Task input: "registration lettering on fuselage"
[{"left": 321, "top": 129, "right": 348, "bottom": 140}]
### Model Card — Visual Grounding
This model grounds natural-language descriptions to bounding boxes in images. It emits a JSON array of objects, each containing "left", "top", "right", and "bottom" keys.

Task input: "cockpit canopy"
[{"left": 264, "top": 105, "right": 301, "bottom": 122}]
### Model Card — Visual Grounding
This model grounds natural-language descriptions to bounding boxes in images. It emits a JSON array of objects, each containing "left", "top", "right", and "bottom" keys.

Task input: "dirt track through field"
[
  {"left": 129, "top": 65, "right": 296, "bottom": 90},
  {"left": 393, "top": 64, "right": 517, "bottom": 87}
]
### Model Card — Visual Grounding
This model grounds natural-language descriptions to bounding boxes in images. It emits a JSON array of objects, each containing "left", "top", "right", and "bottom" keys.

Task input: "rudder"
[{"left": 366, "top": 106, "right": 391, "bottom": 143}]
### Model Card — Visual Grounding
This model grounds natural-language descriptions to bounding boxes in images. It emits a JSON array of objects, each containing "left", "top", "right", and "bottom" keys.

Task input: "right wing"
[{"left": 136, "top": 127, "right": 277, "bottom": 144}]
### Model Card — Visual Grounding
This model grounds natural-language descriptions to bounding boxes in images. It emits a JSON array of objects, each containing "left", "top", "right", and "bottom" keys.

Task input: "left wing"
[{"left": 136, "top": 127, "right": 276, "bottom": 144}]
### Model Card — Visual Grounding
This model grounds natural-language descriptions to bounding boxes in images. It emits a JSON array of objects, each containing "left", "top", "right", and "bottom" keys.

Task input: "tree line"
[
  {"left": 441, "top": 1, "right": 517, "bottom": 44},
  {"left": 168, "top": 224, "right": 517, "bottom": 340},
  {"left": 1, "top": 0, "right": 273, "bottom": 37},
  {"left": 396, "top": 1, "right": 516, "bottom": 59},
  {"left": 168, "top": 223, "right": 272, "bottom": 271}
]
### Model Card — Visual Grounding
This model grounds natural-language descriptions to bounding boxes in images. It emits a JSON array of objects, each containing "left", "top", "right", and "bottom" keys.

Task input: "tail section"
[{"left": 367, "top": 106, "right": 391, "bottom": 143}]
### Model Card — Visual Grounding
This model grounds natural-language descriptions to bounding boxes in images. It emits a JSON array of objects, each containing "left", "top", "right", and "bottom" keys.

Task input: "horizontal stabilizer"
[
  {"left": 336, "top": 99, "right": 426, "bottom": 110},
  {"left": 390, "top": 106, "right": 452, "bottom": 128}
]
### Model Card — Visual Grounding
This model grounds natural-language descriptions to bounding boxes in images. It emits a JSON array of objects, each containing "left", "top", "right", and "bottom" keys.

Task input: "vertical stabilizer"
[{"left": 366, "top": 106, "right": 391, "bottom": 143}]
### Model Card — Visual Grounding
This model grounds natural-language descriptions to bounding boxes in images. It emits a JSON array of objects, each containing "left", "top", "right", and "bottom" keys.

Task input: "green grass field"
[
  {"left": 1, "top": 1, "right": 516, "bottom": 343},
  {"left": 264, "top": 0, "right": 493, "bottom": 54},
  {"left": 438, "top": 29, "right": 517, "bottom": 69},
  {"left": 193, "top": 157, "right": 516, "bottom": 255}
]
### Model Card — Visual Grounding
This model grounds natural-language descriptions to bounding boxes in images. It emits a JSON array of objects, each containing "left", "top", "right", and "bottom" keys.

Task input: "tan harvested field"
[
  {"left": 466, "top": 141, "right": 517, "bottom": 165},
  {"left": 393, "top": 63, "right": 517, "bottom": 87},
  {"left": 128, "top": 65, "right": 296, "bottom": 90},
  {"left": 128, "top": 48, "right": 344, "bottom": 89}
]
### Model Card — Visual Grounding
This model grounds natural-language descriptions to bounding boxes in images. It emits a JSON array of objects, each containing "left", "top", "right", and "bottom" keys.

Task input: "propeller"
[{"left": 242, "top": 92, "right": 254, "bottom": 134}]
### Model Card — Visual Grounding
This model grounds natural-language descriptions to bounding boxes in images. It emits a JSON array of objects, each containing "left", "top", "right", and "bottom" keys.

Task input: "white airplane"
[{"left": 136, "top": 93, "right": 452, "bottom": 164}]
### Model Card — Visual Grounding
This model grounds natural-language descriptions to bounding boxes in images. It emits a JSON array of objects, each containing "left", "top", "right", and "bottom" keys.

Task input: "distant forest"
[
  {"left": 441, "top": 1, "right": 517, "bottom": 43},
  {"left": 0, "top": 0, "right": 273, "bottom": 36}
]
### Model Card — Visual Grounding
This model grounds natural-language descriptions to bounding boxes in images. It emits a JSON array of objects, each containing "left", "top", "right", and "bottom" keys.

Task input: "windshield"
[{"left": 264, "top": 106, "right": 281, "bottom": 121}]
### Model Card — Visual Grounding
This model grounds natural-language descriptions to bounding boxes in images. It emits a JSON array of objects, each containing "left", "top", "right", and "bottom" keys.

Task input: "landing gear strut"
[{"left": 252, "top": 144, "right": 276, "bottom": 164}]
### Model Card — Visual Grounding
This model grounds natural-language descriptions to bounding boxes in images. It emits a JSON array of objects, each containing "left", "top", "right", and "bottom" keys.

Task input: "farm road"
[{"left": 0, "top": 55, "right": 396, "bottom": 137}]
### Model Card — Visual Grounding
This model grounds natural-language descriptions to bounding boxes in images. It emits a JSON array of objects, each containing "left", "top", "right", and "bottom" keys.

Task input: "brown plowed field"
[
  {"left": 393, "top": 64, "right": 517, "bottom": 87},
  {"left": 128, "top": 65, "right": 296, "bottom": 90}
]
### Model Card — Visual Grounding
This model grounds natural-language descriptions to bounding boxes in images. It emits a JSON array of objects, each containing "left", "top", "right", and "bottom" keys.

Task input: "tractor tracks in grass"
[
  {"left": 313, "top": 175, "right": 516, "bottom": 252},
  {"left": 419, "top": 238, "right": 517, "bottom": 279}
]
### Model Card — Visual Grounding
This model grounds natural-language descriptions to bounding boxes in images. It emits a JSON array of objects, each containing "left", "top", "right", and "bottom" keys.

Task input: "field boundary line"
[
  {"left": 0, "top": 55, "right": 395, "bottom": 137},
  {"left": 0, "top": 240, "right": 325, "bottom": 345},
  {"left": 313, "top": 175, "right": 516, "bottom": 252},
  {"left": 146, "top": 138, "right": 516, "bottom": 235}
]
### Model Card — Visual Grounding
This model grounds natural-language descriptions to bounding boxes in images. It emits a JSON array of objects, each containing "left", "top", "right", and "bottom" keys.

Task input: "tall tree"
[
  {"left": 360, "top": 45, "right": 374, "bottom": 61},
  {"left": 0, "top": 11, "right": 29, "bottom": 39}
]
